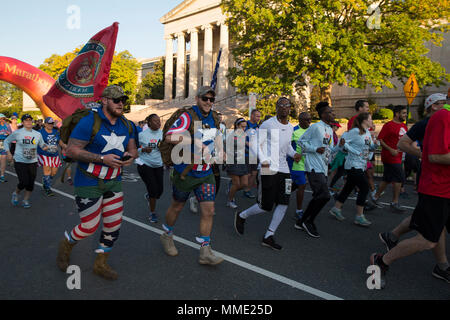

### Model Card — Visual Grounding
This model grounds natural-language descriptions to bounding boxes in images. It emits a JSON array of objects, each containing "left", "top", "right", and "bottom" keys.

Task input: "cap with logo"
[
  {"left": 197, "top": 86, "right": 216, "bottom": 97},
  {"left": 424, "top": 93, "right": 447, "bottom": 109},
  {"left": 45, "top": 117, "right": 55, "bottom": 124},
  {"left": 21, "top": 114, "right": 33, "bottom": 122},
  {"left": 101, "top": 85, "right": 129, "bottom": 100}
]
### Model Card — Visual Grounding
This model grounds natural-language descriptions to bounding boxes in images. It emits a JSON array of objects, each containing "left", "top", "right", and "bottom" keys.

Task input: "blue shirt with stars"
[{"left": 70, "top": 106, "right": 135, "bottom": 187}]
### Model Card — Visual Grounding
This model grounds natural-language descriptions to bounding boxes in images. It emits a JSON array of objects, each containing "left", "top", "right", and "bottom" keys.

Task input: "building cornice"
[{"left": 160, "top": 0, "right": 222, "bottom": 25}]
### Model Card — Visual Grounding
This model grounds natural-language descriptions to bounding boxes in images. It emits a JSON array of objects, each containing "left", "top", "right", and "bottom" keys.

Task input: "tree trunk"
[{"left": 319, "top": 85, "right": 332, "bottom": 105}]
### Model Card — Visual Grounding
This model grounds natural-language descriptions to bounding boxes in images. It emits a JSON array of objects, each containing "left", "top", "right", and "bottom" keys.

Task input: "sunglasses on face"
[
  {"left": 111, "top": 97, "right": 128, "bottom": 104},
  {"left": 201, "top": 96, "right": 215, "bottom": 103}
]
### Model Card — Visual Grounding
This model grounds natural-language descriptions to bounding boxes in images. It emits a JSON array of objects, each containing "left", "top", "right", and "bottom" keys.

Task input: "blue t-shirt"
[
  {"left": 166, "top": 105, "right": 217, "bottom": 178},
  {"left": 38, "top": 128, "right": 60, "bottom": 157},
  {"left": 70, "top": 107, "right": 135, "bottom": 187}
]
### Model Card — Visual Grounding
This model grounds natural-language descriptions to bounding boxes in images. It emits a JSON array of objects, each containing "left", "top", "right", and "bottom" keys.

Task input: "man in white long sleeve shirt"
[
  {"left": 234, "top": 97, "right": 301, "bottom": 250},
  {"left": 295, "top": 102, "right": 344, "bottom": 238}
]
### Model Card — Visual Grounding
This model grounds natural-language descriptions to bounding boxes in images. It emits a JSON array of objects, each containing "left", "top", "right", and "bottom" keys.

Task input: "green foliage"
[
  {"left": 376, "top": 108, "right": 394, "bottom": 120},
  {"left": 135, "top": 59, "right": 165, "bottom": 104},
  {"left": 39, "top": 48, "right": 80, "bottom": 79},
  {"left": 0, "top": 82, "right": 23, "bottom": 110},
  {"left": 222, "top": 0, "right": 450, "bottom": 100}
]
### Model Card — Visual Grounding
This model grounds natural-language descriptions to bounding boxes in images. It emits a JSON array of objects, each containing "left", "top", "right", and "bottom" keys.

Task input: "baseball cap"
[
  {"left": 45, "top": 117, "right": 55, "bottom": 124},
  {"left": 101, "top": 85, "right": 129, "bottom": 100},
  {"left": 21, "top": 114, "right": 33, "bottom": 122},
  {"left": 424, "top": 93, "right": 447, "bottom": 109},
  {"left": 0, "top": 113, "right": 6, "bottom": 118},
  {"left": 197, "top": 86, "right": 216, "bottom": 97}
]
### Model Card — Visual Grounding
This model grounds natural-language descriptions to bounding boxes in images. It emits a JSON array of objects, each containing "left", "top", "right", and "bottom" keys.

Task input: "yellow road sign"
[{"left": 403, "top": 74, "right": 420, "bottom": 105}]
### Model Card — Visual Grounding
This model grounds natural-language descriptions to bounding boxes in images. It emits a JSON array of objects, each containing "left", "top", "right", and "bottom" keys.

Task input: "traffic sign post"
[{"left": 403, "top": 74, "right": 419, "bottom": 126}]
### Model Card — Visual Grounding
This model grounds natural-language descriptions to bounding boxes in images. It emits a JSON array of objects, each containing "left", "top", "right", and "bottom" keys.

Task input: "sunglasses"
[
  {"left": 201, "top": 96, "right": 215, "bottom": 103},
  {"left": 111, "top": 97, "right": 128, "bottom": 104}
]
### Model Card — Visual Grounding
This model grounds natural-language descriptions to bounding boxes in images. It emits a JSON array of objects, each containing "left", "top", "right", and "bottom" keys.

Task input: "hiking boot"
[
  {"left": 370, "top": 253, "right": 388, "bottom": 289},
  {"left": 390, "top": 203, "right": 406, "bottom": 214},
  {"left": 160, "top": 233, "right": 178, "bottom": 256},
  {"left": 93, "top": 252, "right": 118, "bottom": 280},
  {"left": 56, "top": 237, "right": 77, "bottom": 272},
  {"left": 198, "top": 246, "right": 224, "bottom": 265},
  {"left": 234, "top": 211, "right": 246, "bottom": 235},
  {"left": 379, "top": 232, "right": 398, "bottom": 251},
  {"left": 354, "top": 215, "right": 372, "bottom": 227},
  {"left": 329, "top": 207, "right": 346, "bottom": 221},
  {"left": 261, "top": 235, "right": 282, "bottom": 251},
  {"left": 432, "top": 265, "right": 450, "bottom": 283}
]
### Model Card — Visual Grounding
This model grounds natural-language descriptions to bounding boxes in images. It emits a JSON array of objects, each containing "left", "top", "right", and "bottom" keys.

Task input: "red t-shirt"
[
  {"left": 377, "top": 120, "right": 408, "bottom": 164},
  {"left": 418, "top": 109, "right": 450, "bottom": 199},
  {"left": 347, "top": 115, "right": 357, "bottom": 131}
]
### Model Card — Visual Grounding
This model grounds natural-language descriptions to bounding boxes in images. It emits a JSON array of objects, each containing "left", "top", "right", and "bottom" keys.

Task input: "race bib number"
[
  {"left": 285, "top": 178, "right": 292, "bottom": 195},
  {"left": 23, "top": 148, "right": 36, "bottom": 160},
  {"left": 48, "top": 145, "right": 58, "bottom": 154},
  {"left": 324, "top": 147, "right": 331, "bottom": 164},
  {"left": 0, "top": 140, "right": 4, "bottom": 150}
]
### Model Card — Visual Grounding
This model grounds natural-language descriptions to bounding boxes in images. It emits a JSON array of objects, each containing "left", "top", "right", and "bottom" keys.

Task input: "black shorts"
[
  {"left": 382, "top": 163, "right": 405, "bottom": 183},
  {"left": 257, "top": 172, "right": 291, "bottom": 211},
  {"left": 14, "top": 161, "right": 37, "bottom": 192},
  {"left": 247, "top": 164, "right": 258, "bottom": 173},
  {"left": 410, "top": 193, "right": 450, "bottom": 243},
  {"left": 137, "top": 164, "right": 164, "bottom": 199}
]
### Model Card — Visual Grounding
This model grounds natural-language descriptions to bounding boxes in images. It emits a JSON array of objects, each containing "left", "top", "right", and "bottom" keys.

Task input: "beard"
[{"left": 105, "top": 101, "right": 123, "bottom": 118}]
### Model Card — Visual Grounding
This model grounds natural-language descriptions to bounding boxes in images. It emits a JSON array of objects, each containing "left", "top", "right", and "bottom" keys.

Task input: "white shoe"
[
  {"left": 227, "top": 201, "right": 238, "bottom": 209},
  {"left": 189, "top": 196, "right": 198, "bottom": 213}
]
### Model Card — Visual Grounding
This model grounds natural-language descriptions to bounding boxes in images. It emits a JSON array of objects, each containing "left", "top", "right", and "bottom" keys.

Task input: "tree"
[
  {"left": 135, "top": 58, "right": 165, "bottom": 104},
  {"left": 39, "top": 49, "right": 141, "bottom": 110},
  {"left": 0, "top": 82, "right": 23, "bottom": 111},
  {"left": 222, "top": 0, "right": 450, "bottom": 103}
]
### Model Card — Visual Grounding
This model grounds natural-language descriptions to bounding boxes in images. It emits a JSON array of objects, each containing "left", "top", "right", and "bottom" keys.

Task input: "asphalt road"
[{"left": 0, "top": 162, "right": 448, "bottom": 300}]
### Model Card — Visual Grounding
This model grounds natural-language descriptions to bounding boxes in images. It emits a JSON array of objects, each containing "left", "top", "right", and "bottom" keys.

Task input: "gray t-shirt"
[{"left": 4, "top": 128, "right": 46, "bottom": 163}]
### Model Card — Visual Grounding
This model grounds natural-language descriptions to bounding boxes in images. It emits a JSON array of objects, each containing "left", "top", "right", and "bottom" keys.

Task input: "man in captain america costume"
[{"left": 56, "top": 85, "right": 137, "bottom": 280}]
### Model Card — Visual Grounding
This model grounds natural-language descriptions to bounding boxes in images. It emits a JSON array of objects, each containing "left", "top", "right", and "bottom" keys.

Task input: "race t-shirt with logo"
[
  {"left": 70, "top": 107, "right": 134, "bottom": 187},
  {"left": 341, "top": 128, "right": 377, "bottom": 170},
  {"left": 166, "top": 105, "right": 217, "bottom": 178},
  {"left": 0, "top": 123, "right": 12, "bottom": 151},
  {"left": 38, "top": 128, "right": 60, "bottom": 157},
  {"left": 418, "top": 108, "right": 450, "bottom": 199},
  {"left": 3, "top": 128, "right": 45, "bottom": 163},
  {"left": 377, "top": 120, "right": 408, "bottom": 164},
  {"left": 137, "top": 128, "right": 163, "bottom": 168}
]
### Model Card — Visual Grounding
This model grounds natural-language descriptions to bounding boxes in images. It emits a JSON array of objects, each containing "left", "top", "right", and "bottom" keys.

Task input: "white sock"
[
  {"left": 265, "top": 205, "right": 288, "bottom": 238},
  {"left": 240, "top": 203, "right": 267, "bottom": 219}
]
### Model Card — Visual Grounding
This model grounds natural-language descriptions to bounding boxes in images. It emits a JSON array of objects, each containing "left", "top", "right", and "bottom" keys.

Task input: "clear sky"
[{"left": 0, "top": 0, "right": 182, "bottom": 67}]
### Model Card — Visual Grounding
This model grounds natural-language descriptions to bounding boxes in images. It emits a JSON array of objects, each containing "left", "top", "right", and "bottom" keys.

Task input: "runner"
[
  {"left": 243, "top": 109, "right": 261, "bottom": 199},
  {"left": 55, "top": 85, "right": 137, "bottom": 280},
  {"left": 371, "top": 98, "right": 450, "bottom": 288},
  {"left": 288, "top": 112, "right": 311, "bottom": 220},
  {"left": 136, "top": 114, "right": 164, "bottom": 223},
  {"left": 160, "top": 86, "right": 224, "bottom": 266},
  {"left": 234, "top": 97, "right": 301, "bottom": 250},
  {"left": 0, "top": 114, "right": 12, "bottom": 182},
  {"left": 371, "top": 105, "right": 408, "bottom": 213},
  {"left": 378, "top": 92, "right": 448, "bottom": 283},
  {"left": 37, "top": 117, "right": 66, "bottom": 196},
  {"left": 294, "top": 102, "right": 344, "bottom": 238},
  {"left": 329, "top": 112, "right": 379, "bottom": 227},
  {"left": 4, "top": 114, "right": 48, "bottom": 208}
]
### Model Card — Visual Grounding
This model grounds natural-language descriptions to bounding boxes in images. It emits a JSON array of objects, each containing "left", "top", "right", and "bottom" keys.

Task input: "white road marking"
[{"left": 5, "top": 170, "right": 343, "bottom": 300}]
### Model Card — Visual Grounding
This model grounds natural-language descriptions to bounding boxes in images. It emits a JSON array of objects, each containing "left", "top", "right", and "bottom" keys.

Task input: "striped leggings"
[{"left": 70, "top": 191, "right": 123, "bottom": 249}]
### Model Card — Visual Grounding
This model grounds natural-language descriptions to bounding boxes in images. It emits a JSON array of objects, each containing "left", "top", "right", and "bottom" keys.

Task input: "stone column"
[
  {"left": 188, "top": 28, "right": 199, "bottom": 98},
  {"left": 202, "top": 24, "right": 213, "bottom": 86},
  {"left": 164, "top": 35, "right": 174, "bottom": 100},
  {"left": 176, "top": 32, "right": 186, "bottom": 99},
  {"left": 218, "top": 22, "right": 229, "bottom": 97}
]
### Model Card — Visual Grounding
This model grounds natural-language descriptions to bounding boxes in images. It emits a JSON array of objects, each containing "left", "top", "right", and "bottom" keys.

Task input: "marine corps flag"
[{"left": 44, "top": 22, "right": 119, "bottom": 119}]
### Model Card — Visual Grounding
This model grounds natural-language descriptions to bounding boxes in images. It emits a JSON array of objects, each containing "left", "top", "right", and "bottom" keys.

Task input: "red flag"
[{"left": 44, "top": 22, "right": 119, "bottom": 119}]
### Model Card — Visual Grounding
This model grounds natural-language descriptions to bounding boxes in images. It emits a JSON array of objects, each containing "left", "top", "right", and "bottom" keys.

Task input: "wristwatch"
[{"left": 100, "top": 156, "right": 104, "bottom": 163}]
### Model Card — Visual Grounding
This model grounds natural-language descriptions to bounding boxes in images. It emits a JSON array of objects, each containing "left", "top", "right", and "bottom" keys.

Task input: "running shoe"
[
  {"left": 0, "top": 176, "right": 7, "bottom": 183},
  {"left": 302, "top": 221, "right": 320, "bottom": 238},
  {"left": 234, "top": 210, "right": 246, "bottom": 235},
  {"left": 329, "top": 207, "right": 346, "bottom": 221},
  {"left": 227, "top": 200, "right": 238, "bottom": 209},
  {"left": 261, "top": 236, "right": 282, "bottom": 251},
  {"left": 243, "top": 191, "right": 256, "bottom": 199},
  {"left": 44, "top": 188, "right": 55, "bottom": 197},
  {"left": 379, "top": 232, "right": 398, "bottom": 251},
  {"left": 11, "top": 192, "right": 19, "bottom": 206},
  {"left": 390, "top": 203, "right": 406, "bottom": 214},
  {"left": 370, "top": 253, "right": 388, "bottom": 289},
  {"left": 354, "top": 215, "right": 372, "bottom": 227},
  {"left": 293, "top": 210, "right": 304, "bottom": 221},
  {"left": 432, "top": 265, "right": 450, "bottom": 283},
  {"left": 294, "top": 220, "right": 304, "bottom": 230},
  {"left": 67, "top": 178, "right": 73, "bottom": 186},
  {"left": 22, "top": 200, "right": 31, "bottom": 209},
  {"left": 149, "top": 213, "right": 158, "bottom": 224}
]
